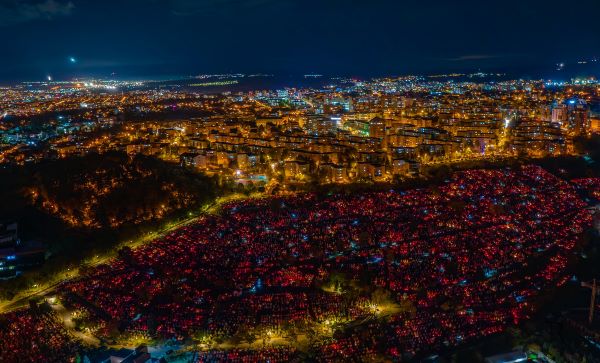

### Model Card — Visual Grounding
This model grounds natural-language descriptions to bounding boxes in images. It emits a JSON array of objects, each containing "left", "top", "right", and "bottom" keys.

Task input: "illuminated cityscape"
[
  {"left": 0, "top": 76, "right": 598, "bottom": 184},
  {"left": 1, "top": 1, "right": 600, "bottom": 362}
]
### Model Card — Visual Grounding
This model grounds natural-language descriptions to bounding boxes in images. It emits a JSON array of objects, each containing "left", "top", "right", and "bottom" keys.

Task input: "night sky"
[{"left": 1, "top": 0, "right": 599, "bottom": 81}]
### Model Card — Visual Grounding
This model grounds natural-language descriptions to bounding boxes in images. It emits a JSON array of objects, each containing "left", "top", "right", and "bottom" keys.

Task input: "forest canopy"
[{"left": 0, "top": 151, "right": 218, "bottom": 241}]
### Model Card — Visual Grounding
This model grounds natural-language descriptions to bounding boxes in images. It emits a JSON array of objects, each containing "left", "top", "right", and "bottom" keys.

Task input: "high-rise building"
[
  {"left": 0, "top": 221, "right": 46, "bottom": 279},
  {"left": 566, "top": 99, "right": 590, "bottom": 135},
  {"left": 551, "top": 104, "right": 567, "bottom": 124},
  {"left": 304, "top": 115, "right": 337, "bottom": 136},
  {"left": 551, "top": 99, "right": 590, "bottom": 135},
  {"left": 369, "top": 117, "right": 386, "bottom": 138}
]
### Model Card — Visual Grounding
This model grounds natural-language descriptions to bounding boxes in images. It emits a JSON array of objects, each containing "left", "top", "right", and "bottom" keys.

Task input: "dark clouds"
[
  {"left": 0, "top": 0, "right": 74, "bottom": 26},
  {"left": 164, "top": 0, "right": 276, "bottom": 16}
]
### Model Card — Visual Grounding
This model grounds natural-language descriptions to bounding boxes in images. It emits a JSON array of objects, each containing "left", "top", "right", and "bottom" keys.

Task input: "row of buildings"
[{"left": 1, "top": 77, "right": 599, "bottom": 185}]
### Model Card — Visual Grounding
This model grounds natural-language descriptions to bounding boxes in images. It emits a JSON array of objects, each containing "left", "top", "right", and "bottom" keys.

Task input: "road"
[
  {"left": 0, "top": 217, "right": 197, "bottom": 314},
  {"left": 50, "top": 300, "right": 101, "bottom": 346},
  {"left": 0, "top": 193, "right": 257, "bottom": 314}
]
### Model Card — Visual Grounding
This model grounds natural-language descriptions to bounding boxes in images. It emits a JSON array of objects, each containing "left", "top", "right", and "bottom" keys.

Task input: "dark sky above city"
[{"left": 1, "top": 0, "right": 599, "bottom": 81}]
